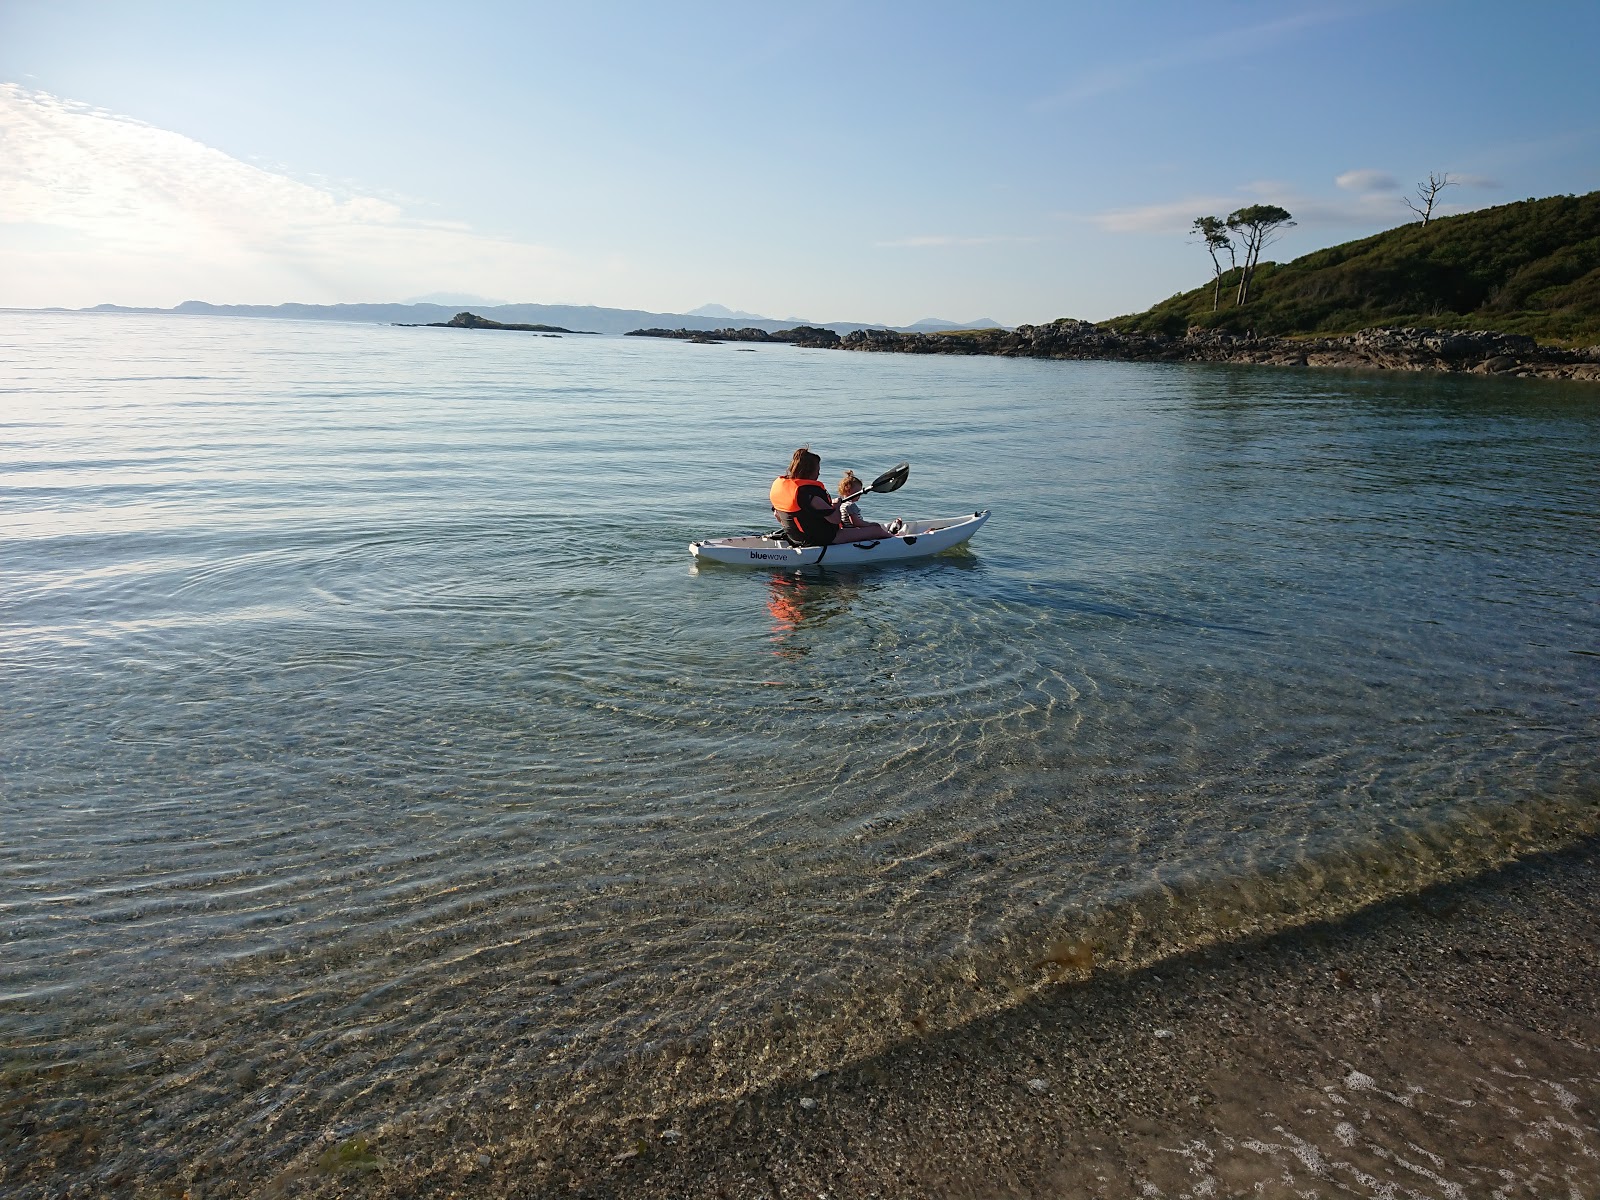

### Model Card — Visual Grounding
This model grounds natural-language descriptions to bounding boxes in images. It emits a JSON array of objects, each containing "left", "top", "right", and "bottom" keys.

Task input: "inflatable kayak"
[{"left": 691, "top": 511, "right": 990, "bottom": 567}]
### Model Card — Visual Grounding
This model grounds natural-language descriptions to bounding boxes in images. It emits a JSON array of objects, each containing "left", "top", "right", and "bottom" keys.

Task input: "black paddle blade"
[{"left": 869, "top": 461, "right": 910, "bottom": 494}]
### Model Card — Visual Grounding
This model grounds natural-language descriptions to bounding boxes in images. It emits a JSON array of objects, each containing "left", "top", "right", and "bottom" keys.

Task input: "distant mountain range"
[
  {"left": 686, "top": 303, "right": 776, "bottom": 321},
  {"left": 403, "top": 291, "right": 511, "bottom": 307},
  {"left": 686, "top": 302, "right": 1005, "bottom": 333},
  {"left": 902, "top": 316, "right": 1005, "bottom": 332},
  {"left": 67, "top": 300, "right": 1009, "bottom": 336}
]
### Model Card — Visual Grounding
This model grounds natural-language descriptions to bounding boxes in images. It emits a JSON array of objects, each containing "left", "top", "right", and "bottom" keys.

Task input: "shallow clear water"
[{"left": 3, "top": 312, "right": 1598, "bottom": 1187}]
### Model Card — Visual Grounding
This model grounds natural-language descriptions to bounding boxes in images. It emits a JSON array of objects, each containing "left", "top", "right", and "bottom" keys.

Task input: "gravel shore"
[{"left": 344, "top": 838, "right": 1600, "bottom": 1199}]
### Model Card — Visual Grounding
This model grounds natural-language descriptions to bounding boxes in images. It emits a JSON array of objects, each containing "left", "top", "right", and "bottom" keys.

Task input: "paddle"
[{"left": 840, "top": 461, "right": 910, "bottom": 504}]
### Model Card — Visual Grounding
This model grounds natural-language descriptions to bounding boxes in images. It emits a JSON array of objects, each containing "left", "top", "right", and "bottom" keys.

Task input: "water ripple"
[{"left": 1, "top": 312, "right": 1597, "bottom": 1194}]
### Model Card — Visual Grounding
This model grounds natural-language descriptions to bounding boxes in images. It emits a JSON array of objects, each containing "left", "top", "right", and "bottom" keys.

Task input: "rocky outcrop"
[
  {"left": 778, "top": 325, "right": 844, "bottom": 348},
  {"left": 832, "top": 320, "right": 1600, "bottom": 382},
  {"left": 416, "top": 311, "right": 594, "bottom": 334},
  {"left": 631, "top": 326, "right": 771, "bottom": 342},
  {"left": 626, "top": 325, "right": 842, "bottom": 347}
]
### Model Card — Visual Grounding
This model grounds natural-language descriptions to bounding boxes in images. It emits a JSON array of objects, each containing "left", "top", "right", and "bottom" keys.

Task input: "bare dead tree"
[
  {"left": 1404, "top": 172, "right": 1457, "bottom": 225},
  {"left": 1192, "top": 215, "right": 1235, "bottom": 311}
]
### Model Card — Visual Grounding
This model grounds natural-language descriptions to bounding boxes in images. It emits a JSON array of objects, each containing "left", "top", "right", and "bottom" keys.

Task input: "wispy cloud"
[
  {"left": 1033, "top": 8, "right": 1351, "bottom": 109},
  {"left": 1336, "top": 168, "right": 1399, "bottom": 192},
  {"left": 1076, "top": 173, "right": 1501, "bottom": 236},
  {"left": 874, "top": 234, "right": 1036, "bottom": 248},
  {"left": 0, "top": 84, "right": 602, "bottom": 307},
  {"left": 1076, "top": 196, "right": 1242, "bottom": 235}
]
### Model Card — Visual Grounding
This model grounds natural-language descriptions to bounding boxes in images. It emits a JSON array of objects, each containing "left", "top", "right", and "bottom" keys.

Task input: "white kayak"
[{"left": 691, "top": 511, "right": 990, "bottom": 567}]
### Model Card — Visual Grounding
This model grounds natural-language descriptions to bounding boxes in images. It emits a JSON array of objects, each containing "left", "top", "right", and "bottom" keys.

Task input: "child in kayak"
[
  {"left": 771, "top": 448, "right": 901, "bottom": 546},
  {"left": 835, "top": 467, "right": 905, "bottom": 535},
  {"left": 836, "top": 470, "right": 865, "bottom": 527}
]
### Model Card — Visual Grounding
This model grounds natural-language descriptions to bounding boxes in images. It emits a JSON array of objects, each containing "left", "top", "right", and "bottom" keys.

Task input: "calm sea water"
[{"left": 3, "top": 312, "right": 1598, "bottom": 1190}]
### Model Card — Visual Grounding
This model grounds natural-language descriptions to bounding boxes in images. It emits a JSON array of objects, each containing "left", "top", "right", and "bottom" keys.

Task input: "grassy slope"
[{"left": 1104, "top": 191, "right": 1600, "bottom": 345}]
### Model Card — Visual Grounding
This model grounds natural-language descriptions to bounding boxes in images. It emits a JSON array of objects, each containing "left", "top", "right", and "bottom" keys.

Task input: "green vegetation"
[
  {"left": 316, "top": 1135, "right": 383, "bottom": 1175},
  {"left": 1110, "top": 192, "right": 1600, "bottom": 345}
]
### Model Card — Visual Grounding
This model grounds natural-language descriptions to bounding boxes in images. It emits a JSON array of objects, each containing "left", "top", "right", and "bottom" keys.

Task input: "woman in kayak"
[{"left": 770, "top": 447, "right": 901, "bottom": 546}]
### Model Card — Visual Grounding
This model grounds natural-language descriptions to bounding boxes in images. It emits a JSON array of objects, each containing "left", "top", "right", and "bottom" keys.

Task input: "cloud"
[
  {"left": 1336, "top": 169, "right": 1399, "bottom": 192},
  {"left": 1077, "top": 197, "right": 1242, "bottom": 235},
  {"left": 1034, "top": 9, "right": 1350, "bottom": 109},
  {"left": 1079, "top": 175, "right": 1496, "bottom": 236},
  {"left": 1382, "top": 171, "right": 1504, "bottom": 195},
  {"left": 0, "top": 84, "right": 604, "bottom": 307},
  {"left": 874, "top": 234, "right": 1035, "bottom": 248}
]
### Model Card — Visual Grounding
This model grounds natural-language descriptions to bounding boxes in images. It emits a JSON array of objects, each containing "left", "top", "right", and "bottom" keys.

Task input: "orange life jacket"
[{"left": 769, "top": 475, "right": 830, "bottom": 513}]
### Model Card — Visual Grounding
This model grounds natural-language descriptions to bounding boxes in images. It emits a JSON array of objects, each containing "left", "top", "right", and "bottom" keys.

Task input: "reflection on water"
[
  {"left": 1, "top": 314, "right": 1597, "bottom": 1195},
  {"left": 765, "top": 571, "right": 867, "bottom": 655}
]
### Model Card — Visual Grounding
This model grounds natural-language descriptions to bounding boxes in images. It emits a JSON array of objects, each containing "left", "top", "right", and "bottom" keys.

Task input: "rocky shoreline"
[{"left": 628, "top": 321, "right": 1600, "bottom": 382}]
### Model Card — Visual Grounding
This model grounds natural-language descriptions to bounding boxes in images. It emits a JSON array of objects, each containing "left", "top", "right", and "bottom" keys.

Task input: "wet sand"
[{"left": 310, "top": 838, "right": 1600, "bottom": 1199}]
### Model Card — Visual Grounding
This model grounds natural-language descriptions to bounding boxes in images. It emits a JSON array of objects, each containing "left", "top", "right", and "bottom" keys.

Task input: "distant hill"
[
  {"left": 1109, "top": 192, "right": 1600, "bottom": 345},
  {"left": 72, "top": 300, "right": 1003, "bottom": 337},
  {"left": 902, "top": 317, "right": 1005, "bottom": 332},
  {"left": 687, "top": 303, "right": 776, "bottom": 321},
  {"left": 403, "top": 291, "right": 509, "bottom": 307},
  {"left": 81, "top": 300, "right": 807, "bottom": 335}
]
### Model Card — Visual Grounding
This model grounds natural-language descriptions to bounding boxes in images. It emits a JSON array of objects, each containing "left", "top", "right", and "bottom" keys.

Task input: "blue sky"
[{"left": 2, "top": 0, "right": 1597, "bottom": 324}]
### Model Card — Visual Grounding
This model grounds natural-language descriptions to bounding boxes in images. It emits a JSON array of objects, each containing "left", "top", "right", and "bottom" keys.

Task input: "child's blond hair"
[{"left": 837, "top": 470, "right": 862, "bottom": 500}]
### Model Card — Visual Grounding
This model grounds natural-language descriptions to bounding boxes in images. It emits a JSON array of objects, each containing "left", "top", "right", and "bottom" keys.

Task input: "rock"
[
  {"left": 775, "top": 325, "right": 842, "bottom": 348},
  {"left": 626, "top": 325, "right": 841, "bottom": 346},
  {"left": 427, "top": 311, "right": 587, "bottom": 334}
]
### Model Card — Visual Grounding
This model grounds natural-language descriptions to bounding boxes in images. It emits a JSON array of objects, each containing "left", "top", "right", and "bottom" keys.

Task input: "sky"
[{"left": 2, "top": 0, "right": 1598, "bottom": 326}]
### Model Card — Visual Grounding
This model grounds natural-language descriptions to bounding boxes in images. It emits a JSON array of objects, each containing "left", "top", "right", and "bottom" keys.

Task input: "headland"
[{"left": 627, "top": 190, "right": 1600, "bottom": 382}]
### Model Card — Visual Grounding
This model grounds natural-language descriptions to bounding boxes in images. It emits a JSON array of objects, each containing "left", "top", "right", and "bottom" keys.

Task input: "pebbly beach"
[{"left": 289, "top": 836, "right": 1600, "bottom": 1199}]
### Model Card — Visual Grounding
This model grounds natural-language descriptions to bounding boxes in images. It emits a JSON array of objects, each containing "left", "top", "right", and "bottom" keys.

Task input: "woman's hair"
[
  {"left": 837, "top": 470, "right": 861, "bottom": 499},
  {"left": 788, "top": 447, "right": 821, "bottom": 480}
]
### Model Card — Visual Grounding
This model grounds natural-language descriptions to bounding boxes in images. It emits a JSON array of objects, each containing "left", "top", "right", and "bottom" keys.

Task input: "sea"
[{"left": 3, "top": 311, "right": 1598, "bottom": 1192}]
